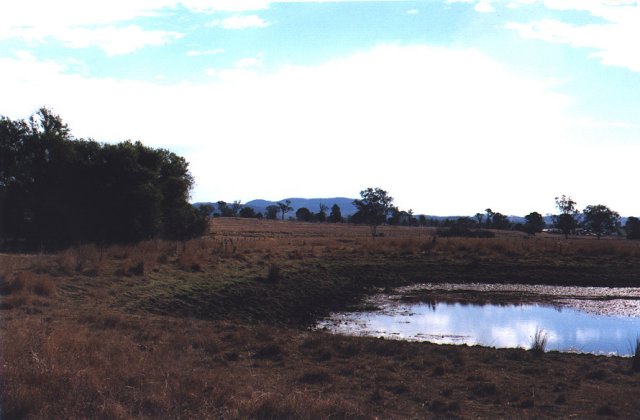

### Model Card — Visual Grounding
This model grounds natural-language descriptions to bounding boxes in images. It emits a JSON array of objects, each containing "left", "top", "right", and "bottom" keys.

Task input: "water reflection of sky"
[{"left": 321, "top": 302, "right": 640, "bottom": 356}]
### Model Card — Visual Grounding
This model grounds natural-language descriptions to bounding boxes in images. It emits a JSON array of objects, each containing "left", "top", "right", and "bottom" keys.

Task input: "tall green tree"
[
  {"left": 278, "top": 200, "right": 293, "bottom": 221},
  {"left": 353, "top": 187, "right": 394, "bottom": 238},
  {"left": 265, "top": 205, "right": 280, "bottom": 220},
  {"left": 582, "top": 204, "right": 620, "bottom": 239},
  {"left": 328, "top": 204, "right": 342, "bottom": 223},
  {"left": 553, "top": 195, "right": 578, "bottom": 239}
]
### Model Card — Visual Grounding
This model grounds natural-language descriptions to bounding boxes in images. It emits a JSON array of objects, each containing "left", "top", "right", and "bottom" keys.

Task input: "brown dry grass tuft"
[{"left": 1, "top": 271, "right": 55, "bottom": 302}]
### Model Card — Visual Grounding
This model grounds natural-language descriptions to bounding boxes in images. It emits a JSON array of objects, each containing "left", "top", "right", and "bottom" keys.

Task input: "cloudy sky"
[{"left": 1, "top": 0, "right": 639, "bottom": 216}]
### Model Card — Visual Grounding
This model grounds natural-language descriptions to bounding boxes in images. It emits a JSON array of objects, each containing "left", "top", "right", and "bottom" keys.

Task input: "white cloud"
[
  {"left": 407, "top": 9, "right": 419, "bottom": 15},
  {"left": 0, "top": 1, "right": 405, "bottom": 53},
  {"left": 58, "top": 25, "right": 183, "bottom": 56},
  {"left": 187, "top": 49, "right": 226, "bottom": 56},
  {"left": 236, "top": 54, "right": 265, "bottom": 68},
  {"left": 451, "top": 0, "right": 640, "bottom": 71},
  {"left": 445, "top": 0, "right": 495, "bottom": 13},
  {"left": 1, "top": 44, "right": 638, "bottom": 215},
  {"left": 506, "top": 1, "right": 640, "bottom": 72},
  {"left": 209, "top": 14, "right": 271, "bottom": 30},
  {"left": 0, "top": 1, "right": 183, "bottom": 54},
  {"left": 474, "top": 1, "right": 495, "bottom": 13},
  {"left": 180, "top": 0, "right": 270, "bottom": 13}
]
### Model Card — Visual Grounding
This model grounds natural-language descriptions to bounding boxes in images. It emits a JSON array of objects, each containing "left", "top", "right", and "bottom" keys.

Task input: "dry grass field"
[{"left": 2, "top": 218, "right": 640, "bottom": 418}]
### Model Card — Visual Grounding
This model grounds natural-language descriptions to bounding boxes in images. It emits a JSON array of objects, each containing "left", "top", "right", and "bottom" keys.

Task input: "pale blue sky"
[{"left": 1, "top": 0, "right": 639, "bottom": 216}]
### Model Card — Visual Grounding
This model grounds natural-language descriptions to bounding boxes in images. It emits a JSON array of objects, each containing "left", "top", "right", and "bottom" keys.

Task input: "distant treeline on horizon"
[{"left": 2, "top": 109, "right": 639, "bottom": 251}]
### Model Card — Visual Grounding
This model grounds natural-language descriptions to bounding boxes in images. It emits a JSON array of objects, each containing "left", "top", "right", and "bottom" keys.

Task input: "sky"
[{"left": 1, "top": 0, "right": 639, "bottom": 216}]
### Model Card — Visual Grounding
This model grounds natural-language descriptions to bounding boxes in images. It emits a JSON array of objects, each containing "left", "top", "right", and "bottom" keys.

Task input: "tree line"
[
  {"left": 3, "top": 109, "right": 637, "bottom": 250},
  {"left": 0, "top": 109, "right": 208, "bottom": 251},
  {"left": 206, "top": 200, "right": 344, "bottom": 223},
  {"left": 212, "top": 188, "right": 640, "bottom": 241}
]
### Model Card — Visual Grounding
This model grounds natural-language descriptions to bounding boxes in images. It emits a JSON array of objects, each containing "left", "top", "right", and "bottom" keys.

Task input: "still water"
[{"left": 318, "top": 300, "right": 640, "bottom": 356}]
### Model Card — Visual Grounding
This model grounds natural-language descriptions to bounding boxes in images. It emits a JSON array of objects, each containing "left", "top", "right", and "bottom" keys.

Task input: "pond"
[{"left": 317, "top": 284, "right": 640, "bottom": 356}]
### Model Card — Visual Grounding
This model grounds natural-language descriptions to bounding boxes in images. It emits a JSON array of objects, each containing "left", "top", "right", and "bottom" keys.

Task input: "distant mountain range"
[
  {"left": 194, "top": 197, "right": 359, "bottom": 216},
  {"left": 244, "top": 197, "right": 358, "bottom": 216}
]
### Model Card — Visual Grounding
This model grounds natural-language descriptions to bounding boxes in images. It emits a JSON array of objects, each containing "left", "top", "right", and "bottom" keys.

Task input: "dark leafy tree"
[
  {"left": 239, "top": 206, "right": 257, "bottom": 218},
  {"left": 328, "top": 204, "right": 342, "bottom": 223},
  {"left": 524, "top": 212, "right": 545, "bottom": 235},
  {"left": 265, "top": 205, "right": 280, "bottom": 220},
  {"left": 295, "top": 207, "right": 313, "bottom": 222},
  {"left": 353, "top": 187, "right": 394, "bottom": 238},
  {"left": 626, "top": 217, "right": 640, "bottom": 240},
  {"left": 278, "top": 200, "right": 293, "bottom": 221},
  {"left": 217, "top": 200, "right": 239, "bottom": 217},
  {"left": 582, "top": 204, "right": 620, "bottom": 239},
  {"left": 0, "top": 108, "right": 207, "bottom": 250},
  {"left": 491, "top": 212, "right": 511, "bottom": 230},
  {"left": 553, "top": 195, "right": 579, "bottom": 239}
]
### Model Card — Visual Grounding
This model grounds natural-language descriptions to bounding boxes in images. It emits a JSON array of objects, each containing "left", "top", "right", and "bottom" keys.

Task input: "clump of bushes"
[{"left": 0, "top": 108, "right": 209, "bottom": 252}]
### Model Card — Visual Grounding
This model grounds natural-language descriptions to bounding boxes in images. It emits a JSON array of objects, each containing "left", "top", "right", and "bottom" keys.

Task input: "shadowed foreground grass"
[
  {"left": 2, "top": 218, "right": 640, "bottom": 418},
  {"left": 4, "top": 313, "right": 640, "bottom": 419}
]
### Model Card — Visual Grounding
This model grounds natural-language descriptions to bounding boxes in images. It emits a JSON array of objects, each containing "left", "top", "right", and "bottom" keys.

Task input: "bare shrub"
[{"left": 530, "top": 327, "right": 548, "bottom": 356}]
